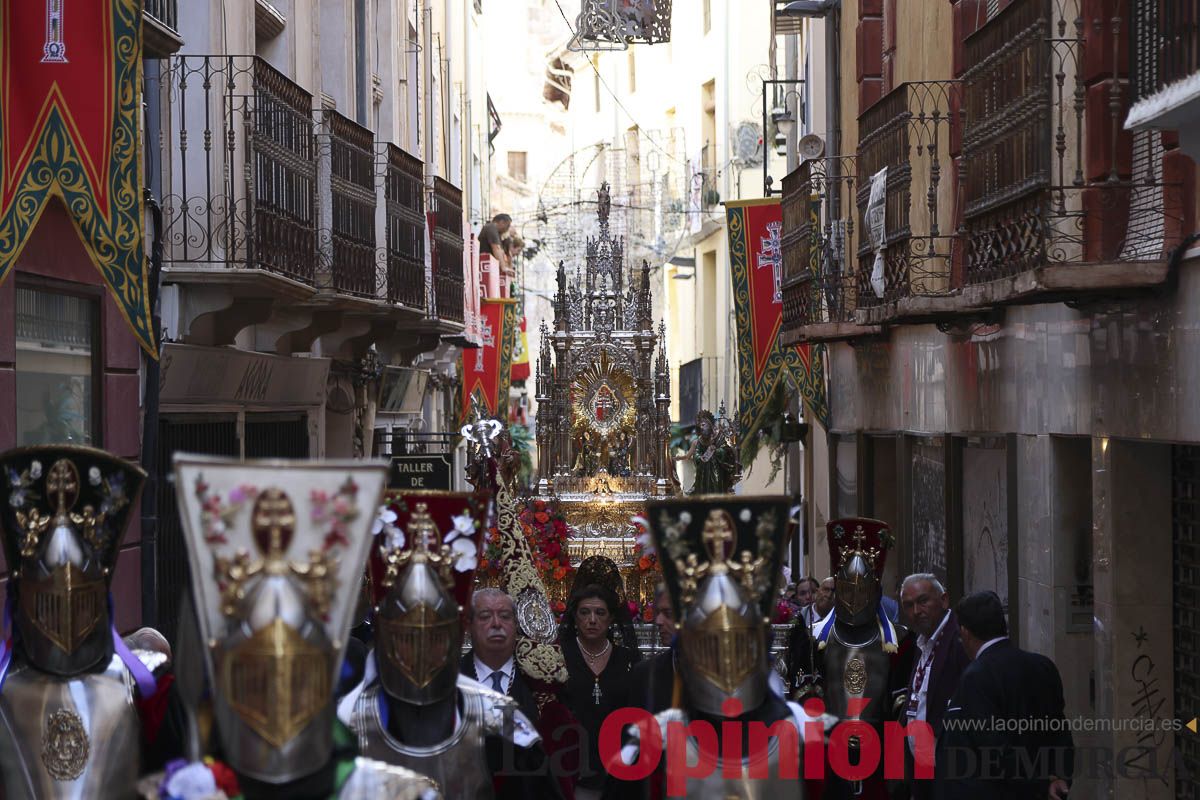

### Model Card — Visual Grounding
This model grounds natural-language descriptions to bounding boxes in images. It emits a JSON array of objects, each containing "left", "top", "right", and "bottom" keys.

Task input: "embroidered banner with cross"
[
  {"left": 0, "top": 0, "right": 157, "bottom": 357},
  {"left": 510, "top": 303, "right": 530, "bottom": 383},
  {"left": 460, "top": 297, "right": 518, "bottom": 425},
  {"left": 726, "top": 198, "right": 829, "bottom": 455}
]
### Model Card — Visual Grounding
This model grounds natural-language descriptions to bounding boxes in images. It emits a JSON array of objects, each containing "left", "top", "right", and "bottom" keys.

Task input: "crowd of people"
[
  {"left": 439, "top": 565, "right": 1074, "bottom": 799},
  {"left": 779, "top": 571, "right": 1072, "bottom": 800},
  {"left": 0, "top": 439, "right": 1075, "bottom": 800}
]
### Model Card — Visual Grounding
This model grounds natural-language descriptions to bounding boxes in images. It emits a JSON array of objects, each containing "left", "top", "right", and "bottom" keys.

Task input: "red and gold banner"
[
  {"left": 0, "top": 0, "right": 156, "bottom": 357},
  {"left": 511, "top": 314, "right": 530, "bottom": 382},
  {"left": 461, "top": 297, "right": 518, "bottom": 423},
  {"left": 727, "top": 198, "right": 828, "bottom": 449}
]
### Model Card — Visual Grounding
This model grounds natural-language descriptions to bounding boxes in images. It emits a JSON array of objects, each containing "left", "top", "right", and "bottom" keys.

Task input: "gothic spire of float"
[
  {"left": 536, "top": 183, "right": 675, "bottom": 499},
  {"left": 550, "top": 182, "right": 656, "bottom": 338}
]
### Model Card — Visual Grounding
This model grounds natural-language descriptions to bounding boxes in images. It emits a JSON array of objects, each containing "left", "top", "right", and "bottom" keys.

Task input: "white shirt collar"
[
  {"left": 474, "top": 653, "right": 514, "bottom": 681},
  {"left": 975, "top": 636, "right": 1009, "bottom": 659},
  {"left": 917, "top": 609, "right": 952, "bottom": 653}
]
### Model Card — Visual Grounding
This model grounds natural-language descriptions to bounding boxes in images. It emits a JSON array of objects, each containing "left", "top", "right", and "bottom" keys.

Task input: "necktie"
[{"left": 489, "top": 670, "right": 504, "bottom": 693}]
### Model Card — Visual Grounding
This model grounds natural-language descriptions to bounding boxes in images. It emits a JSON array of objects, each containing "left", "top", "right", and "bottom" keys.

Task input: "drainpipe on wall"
[
  {"left": 140, "top": 55, "right": 165, "bottom": 628},
  {"left": 140, "top": 189, "right": 163, "bottom": 628},
  {"left": 423, "top": 0, "right": 437, "bottom": 322}
]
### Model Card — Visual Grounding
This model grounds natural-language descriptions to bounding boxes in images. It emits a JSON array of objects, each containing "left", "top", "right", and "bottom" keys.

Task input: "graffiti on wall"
[{"left": 911, "top": 441, "right": 947, "bottom": 584}]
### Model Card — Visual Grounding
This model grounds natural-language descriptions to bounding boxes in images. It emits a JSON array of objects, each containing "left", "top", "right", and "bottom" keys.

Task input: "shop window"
[
  {"left": 834, "top": 434, "right": 858, "bottom": 518},
  {"left": 15, "top": 286, "right": 98, "bottom": 446}
]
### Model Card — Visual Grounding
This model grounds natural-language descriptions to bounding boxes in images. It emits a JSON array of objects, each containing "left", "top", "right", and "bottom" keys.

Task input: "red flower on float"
[{"left": 772, "top": 600, "right": 795, "bottom": 625}]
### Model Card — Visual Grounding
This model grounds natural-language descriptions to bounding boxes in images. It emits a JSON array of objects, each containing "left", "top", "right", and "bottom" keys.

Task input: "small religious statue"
[
  {"left": 573, "top": 429, "right": 604, "bottom": 476},
  {"left": 607, "top": 429, "right": 632, "bottom": 476},
  {"left": 461, "top": 402, "right": 504, "bottom": 489},
  {"left": 675, "top": 409, "right": 738, "bottom": 495}
]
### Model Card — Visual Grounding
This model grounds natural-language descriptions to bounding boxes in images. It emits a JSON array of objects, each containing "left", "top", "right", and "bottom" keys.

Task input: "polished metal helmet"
[
  {"left": 0, "top": 446, "right": 145, "bottom": 676},
  {"left": 370, "top": 491, "right": 485, "bottom": 706},
  {"left": 828, "top": 518, "right": 892, "bottom": 627},
  {"left": 646, "top": 496, "right": 788, "bottom": 718},
  {"left": 173, "top": 455, "right": 387, "bottom": 785}
]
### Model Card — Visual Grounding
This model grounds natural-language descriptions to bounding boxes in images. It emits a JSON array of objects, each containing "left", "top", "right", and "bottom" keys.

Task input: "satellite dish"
[{"left": 798, "top": 133, "right": 826, "bottom": 161}]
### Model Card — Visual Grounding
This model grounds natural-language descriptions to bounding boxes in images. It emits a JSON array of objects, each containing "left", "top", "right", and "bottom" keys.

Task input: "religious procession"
[{"left": 1, "top": 0, "right": 1199, "bottom": 798}]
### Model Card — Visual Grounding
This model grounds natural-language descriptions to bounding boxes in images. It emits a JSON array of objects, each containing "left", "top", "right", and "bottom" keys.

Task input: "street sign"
[{"left": 389, "top": 453, "right": 453, "bottom": 490}]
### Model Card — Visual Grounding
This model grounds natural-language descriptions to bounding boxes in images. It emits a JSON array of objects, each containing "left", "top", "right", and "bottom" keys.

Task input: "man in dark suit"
[
  {"left": 461, "top": 587, "right": 540, "bottom": 722},
  {"left": 935, "top": 591, "right": 1073, "bottom": 800},
  {"left": 898, "top": 574, "right": 970, "bottom": 800},
  {"left": 625, "top": 585, "right": 676, "bottom": 713}
]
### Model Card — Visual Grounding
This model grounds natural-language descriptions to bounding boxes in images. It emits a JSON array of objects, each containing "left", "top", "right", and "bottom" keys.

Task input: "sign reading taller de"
[
  {"left": 0, "top": 0, "right": 156, "bottom": 357},
  {"left": 388, "top": 455, "right": 453, "bottom": 491}
]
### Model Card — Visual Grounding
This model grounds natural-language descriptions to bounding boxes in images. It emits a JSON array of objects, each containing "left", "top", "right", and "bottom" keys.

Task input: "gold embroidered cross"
[{"left": 46, "top": 460, "right": 78, "bottom": 518}]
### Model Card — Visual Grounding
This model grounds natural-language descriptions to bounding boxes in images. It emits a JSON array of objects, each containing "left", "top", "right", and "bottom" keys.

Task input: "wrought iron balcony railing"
[
  {"left": 321, "top": 111, "right": 378, "bottom": 299},
  {"left": 696, "top": 143, "right": 721, "bottom": 208},
  {"left": 373, "top": 430, "right": 456, "bottom": 457},
  {"left": 144, "top": 0, "right": 177, "bottom": 29},
  {"left": 431, "top": 177, "right": 465, "bottom": 324},
  {"left": 162, "top": 56, "right": 318, "bottom": 285},
  {"left": 1130, "top": 0, "right": 1200, "bottom": 103},
  {"left": 143, "top": 0, "right": 182, "bottom": 58},
  {"left": 781, "top": 156, "right": 859, "bottom": 333},
  {"left": 855, "top": 81, "right": 960, "bottom": 309},
  {"left": 961, "top": 0, "right": 1182, "bottom": 286},
  {"left": 386, "top": 145, "right": 426, "bottom": 310}
]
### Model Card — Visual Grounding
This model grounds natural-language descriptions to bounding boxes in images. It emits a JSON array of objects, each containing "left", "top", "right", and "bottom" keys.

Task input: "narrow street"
[{"left": 0, "top": 1, "right": 1196, "bottom": 798}]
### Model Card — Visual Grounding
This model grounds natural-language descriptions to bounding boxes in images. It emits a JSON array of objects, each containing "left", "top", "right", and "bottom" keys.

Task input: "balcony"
[
  {"left": 960, "top": 0, "right": 1179, "bottom": 308},
  {"left": 321, "top": 111, "right": 378, "bottom": 301},
  {"left": 431, "top": 177, "right": 465, "bottom": 325},
  {"left": 698, "top": 143, "right": 721, "bottom": 207},
  {"left": 854, "top": 81, "right": 962, "bottom": 325},
  {"left": 386, "top": 145, "right": 426, "bottom": 311},
  {"left": 1126, "top": 1, "right": 1200, "bottom": 160},
  {"left": 781, "top": 156, "right": 880, "bottom": 344},
  {"left": 162, "top": 56, "right": 318, "bottom": 293},
  {"left": 143, "top": 0, "right": 183, "bottom": 58}
]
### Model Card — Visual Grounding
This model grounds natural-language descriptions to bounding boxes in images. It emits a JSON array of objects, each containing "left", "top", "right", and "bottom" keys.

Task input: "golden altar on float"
[{"left": 532, "top": 184, "right": 678, "bottom": 607}]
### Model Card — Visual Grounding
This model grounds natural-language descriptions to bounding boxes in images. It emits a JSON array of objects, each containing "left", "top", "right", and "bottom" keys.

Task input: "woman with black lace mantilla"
[{"left": 558, "top": 557, "right": 641, "bottom": 800}]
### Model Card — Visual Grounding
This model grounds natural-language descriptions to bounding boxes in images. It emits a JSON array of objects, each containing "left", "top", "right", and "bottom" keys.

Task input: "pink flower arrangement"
[
  {"left": 195, "top": 477, "right": 258, "bottom": 545},
  {"left": 311, "top": 477, "right": 360, "bottom": 551}
]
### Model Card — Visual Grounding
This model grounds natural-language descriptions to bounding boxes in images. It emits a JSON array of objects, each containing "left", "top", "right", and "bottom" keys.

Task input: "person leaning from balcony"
[
  {"left": 480, "top": 213, "right": 512, "bottom": 269},
  {"left": 559, "top": 584, "right": 640, "bottom": 800},
  {"left": 891, "top": 574, "right": 970, "bottom": 800},
  {"left": 623, "top": 584, "right": 677, "bottom": 715},
  {"left": 935, "top": 591, "right": 1073, "bottom": 800},
  {"left": 505, "top": 233, "right": 525, "bottom": 263}
]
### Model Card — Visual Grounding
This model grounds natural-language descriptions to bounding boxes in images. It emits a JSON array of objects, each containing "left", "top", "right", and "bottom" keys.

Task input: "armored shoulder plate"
[
  {"left": 130, "top": 648, "right": 170, "bottom": 675},
  {"left": 338, "top": 757, "right": 441, "bottom": 799},
  {"left": 461, "top": 677, "right": 540, "bottom": 747}
]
